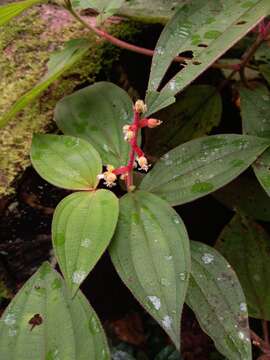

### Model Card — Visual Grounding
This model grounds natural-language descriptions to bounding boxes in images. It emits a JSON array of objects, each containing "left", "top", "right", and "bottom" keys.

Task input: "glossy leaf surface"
[
  {"left": 216, "top": 214, "right": 270, "bottom": 320},
  {"left": 213, "top": 176, "right": 270, "bottom": 222},
  {"left": 31, "top": 134, "right": 102, "bottom": 190},
  {"left": 110, "top": 191, "right": 191, "bottom": 350},
  {"left": 0, "top": 39, "right": 91, "bottom": 128},
  {"left": 55, "top": 82, "right": 134, "bottom": 167},
  {"left": 146, "top": 0, "right": 270, "bottom": 115},
  {"left": 140, "top": 134, "right": 270, "bottom": 206},
  {"left": 0, "top": 0, "right": 42, "bottom": 26},
  {"left": 240, "top": 85, "right": 270, "bottom": 196},
  {"left": 144, "top": 85, "right": 222, "bottom": 157},
  {"left": 52, "top": 190, "right": 119, "bottom": 295},
  {"left": 118, "top": 0, "right": 185, "bottom": 24},
  {"left": 0, "top": 262, "right": 110, "bottom": 360},
  {"left": 186, "top": 241, "right": 251, "bottom": 360}
]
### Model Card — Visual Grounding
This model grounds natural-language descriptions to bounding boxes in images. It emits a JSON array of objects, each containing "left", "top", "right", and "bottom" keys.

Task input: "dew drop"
[
  {"left": 169, "top": 79, "right": 176, "bottom": 91},
  {"left": 161, "top": 278, "right": 171, "bottom": 287},
  {"left": 240, "top": 302, "right": 247, "bottom": 312},
  {"left": 162, "top": 315, "right": 172, "bottom": 329},
  {"left": 89, "top": 316, "right": 101, "bottom": 334},
  {"left": 147, "top": 296, "right": 161, "bottom": 310},
  {"left": 72, "top": 270, "right": 86, "bottom": 284},
  {"left": 81, "top": 238, "right": 92, "bottom": 248},
  {"left": 201, "top": 253, "right": 214, "bottom": 264},
  {"left": 179, "top": 272, "right": 186, "bottom": 281},
  {"left": 238, "top": 331, "right": 245, "bottom": 340},
  {"left": 4, "top": 313, "right": 16, "bottom": 326},
  {"left": 103, "top": 144, "right": 109, "bottom": 152},
  {"left": 155, "top": 46, "right": 164, "bottom": 55}
]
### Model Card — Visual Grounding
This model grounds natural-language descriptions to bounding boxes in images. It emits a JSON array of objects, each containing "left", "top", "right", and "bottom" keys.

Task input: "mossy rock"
[{"left": 0, "top": 3, "right": 140, "bottom": 196}]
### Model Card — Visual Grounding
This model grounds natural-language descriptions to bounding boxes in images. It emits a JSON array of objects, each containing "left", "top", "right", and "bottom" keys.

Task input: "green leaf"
[
  {"left": 0, "top": 0, "right": 43, "bottom": 26},
  {"left": 55, "top": 81, "right": 134, "bottom": 167},
  {"left": 109, "top": 191, "right": 191, "bottom": 350},
  {"left": 140, "top": 134, "right": 270, "bottom": 206},
  {"left": 71, "top": 0, "right": 122, "bottom": 12},
  {"left": 186, "top": 241, "right": 251, "bottom": 360},
  {"left": 118, "top": 0, "right": 184, "bottom": 25},
  {"left": 255, "top": 42, "right": 270, "bottom": 63},
  {"left": 144, "top": 85, "right": 222, "bottom": 157},
  {"left": 31, "top": 134, "right": 102, "bottom": 190},
  {"left": 259, "top": 64, "right": 270, "bottom": 85},
  {"left": 213, "top": 176, "right": 270, "bottom": 222},
  {"left": 146, "top": 0, "right": 270, "bottom": 115},
  {"left": 72, "top": 0, "right": 124, "bottom": 22},
  {"left": 0, "top": 39, "right": 91, "bottom": 128},
  {"left": 155, "top": 346, "right": 182, "bottom": 360},
  {"left": 216, "top": 214, "right": 270, "bottom": 320},
  {"left": 240, "top": 85, "right": 270, "bottom": 196},
  {"left": 52, "top": 190, "right": 119, "bottom": 295},
  {"left": 0, "top": 262, "right": 110, "bottom": 360}
]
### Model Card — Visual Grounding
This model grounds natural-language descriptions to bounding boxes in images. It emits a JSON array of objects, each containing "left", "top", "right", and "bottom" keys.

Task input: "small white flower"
[
  {"left": 137, "top": 156, "right": 150, "bottom": 172},
  {"left": 134, "top": 100, "right": 147, "bottom": 113},
  {"left": 97, "top": 165, "right": 117, "bottom": 188},
  {"left": 122, "top": 125, "right": 134, "bottom": 142}
]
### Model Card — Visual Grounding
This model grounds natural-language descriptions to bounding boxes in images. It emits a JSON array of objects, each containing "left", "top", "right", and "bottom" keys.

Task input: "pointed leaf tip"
[
  {"left": 110, "top": 191, "right": 191, "bottom": 349},
  {"left": 52, "top": 190, "right": 119, "bottom": 295}
]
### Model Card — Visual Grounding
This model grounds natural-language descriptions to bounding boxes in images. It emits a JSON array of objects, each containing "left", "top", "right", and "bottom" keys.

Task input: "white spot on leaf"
[
  {"left": 162, "top": 315, "right": 172, "bottom": 329},
  {"left": 240, "top": 302, "right": 247, "bottom": 312},
  {"left": 161, "top": 278, "right": 171, "bottom": 287},
  {"left": 156, "top": 46, "right": 164, "bottom": 55},
  {"left": 238, "top": 331, "right": 245, "bottom": 340},
  {"left": 81, "top": 238, "right": 92, "bottom": 248},
  {"left": 179, "top": 272, "right": 186, "bottom": 281},
  {"left": 4, "top": 313, "right": 16, "bottom": 326},
  {"left": 72, "top": 270, "right": 86, "bottom": 284},
  {"left": 169, "top": 79, "right": 176, "bottom": 91},
  {"left": 201, "top": 253, "right": 214, "bottom": 264},
  {"left": 103, "top": 144, "right": 109, "bottom": 152},
  {"left": 147, "top": 296, "right": 161, "bottom": 310}
]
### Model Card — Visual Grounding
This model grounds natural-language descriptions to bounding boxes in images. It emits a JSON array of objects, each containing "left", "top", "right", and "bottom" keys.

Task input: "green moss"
[{"left": 0, "top": 4, "right": 141, "bottom": 196}]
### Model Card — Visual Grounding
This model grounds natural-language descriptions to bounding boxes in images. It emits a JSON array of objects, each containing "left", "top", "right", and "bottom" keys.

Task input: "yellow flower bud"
[{"left": 147, "top": 118, "right": 163, "bottom": 128}]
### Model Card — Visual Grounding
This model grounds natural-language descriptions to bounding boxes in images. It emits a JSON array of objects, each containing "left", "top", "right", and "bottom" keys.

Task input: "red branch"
[{"left": 126, "top": 109, "right": 141, "bottom": 189}]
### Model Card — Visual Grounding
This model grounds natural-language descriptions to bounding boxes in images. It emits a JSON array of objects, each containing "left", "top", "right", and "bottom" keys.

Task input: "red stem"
[
  {"left": 126, "top": 110, "right": 141, "bottom": 190},
  {"left": 262, "top": 320, "right": 270, "bottom": 345},
  {"left": 68, "top": 7, "right": 246, "bottom": 71}
]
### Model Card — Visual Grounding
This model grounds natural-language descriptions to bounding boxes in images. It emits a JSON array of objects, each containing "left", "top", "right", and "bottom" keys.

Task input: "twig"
[
  {"left": 218, "top": 30, "right": 268, "bottom": 92},
  {"left": 262, "top": 320, "right": 270, "bottom": 345},
  {"left": 250, "top": 329, "right": 270, "bottom": 355},
  {"left": 67, "top": 6, "right": 241, "bottom": 71},
  {"left": 239, "top": 33, "right": 266, "bottom": 87}
]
